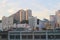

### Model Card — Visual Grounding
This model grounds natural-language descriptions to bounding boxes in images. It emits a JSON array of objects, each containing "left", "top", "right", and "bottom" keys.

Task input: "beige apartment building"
[
  {"left": 2, "top": 9, "right": 32, "bottom": 30},
  {"left": 56, "top": 10, "right": 60, "bottom": 28},
  {"left": 26, "top": 9, "right": 32, "bottom": 20},
  {"left": 11, "top": 9, "right": 32, "bottom": 22}
]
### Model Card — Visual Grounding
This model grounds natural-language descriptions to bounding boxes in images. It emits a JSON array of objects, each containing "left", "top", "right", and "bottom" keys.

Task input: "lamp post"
[
  {"left": 46, "top": 29, "right": 48, "bottom": 40},
  {"left": 45, "top": 22, "right": 49, "bottom": 40}
]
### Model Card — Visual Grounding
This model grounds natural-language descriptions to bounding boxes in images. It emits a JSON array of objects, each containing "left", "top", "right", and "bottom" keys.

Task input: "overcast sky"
[{"left": 0, "top": 0, "right": 60, "bottom": 20}]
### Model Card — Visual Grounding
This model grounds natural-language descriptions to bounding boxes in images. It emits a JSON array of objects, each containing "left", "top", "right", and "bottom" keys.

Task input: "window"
[
  {"left": 10, "top": 35, "right": 14, "bottom": 39},
  {"left": 28, "top": 35, "right": 33, "bottom": 39},
  {"left": 16, "top": 35, "right": 20, "bottom": 39},
  {"left": 34, "top": 35, "right": 40, "bottom": 39},
  {"left": 22, "top": 35, "right": 27, "bottom": 39},
  {"left": 10, "top": 35, "right": 20, "bottom": 39},
  {"left": 1, "top": 35, "right": 7, "bottom": 39},
  {"left": 55, "top": 35, "right": 60, "bottom": 39},
  {"left": 48, "top": 35, "right": 54, "bottom": 39},
  {"left": 41, "top": 35, "right": 46, "bottom": 39},
  {"left": 22, "top": 35, "right": 33, "bottom": 39}
]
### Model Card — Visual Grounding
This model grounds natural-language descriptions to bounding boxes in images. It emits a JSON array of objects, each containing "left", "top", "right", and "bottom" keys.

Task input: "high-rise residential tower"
[
  {"left": 56, "top": 10, "right": 60, "bottom": 23},
  {"left": 26, "top": 9, "right": 32, "bottom": 20},
  {"left": 13, "top": 9, "right": 32, "bottom": 23},
  {"left": 13, "top": 9, "right": 26, "bottom": 23},
  {"left": 50, "top": 15, "right": 56, "bottom": 22},
  {"left": 50, "top": 15, "right": 56, "bottom": 29},
  {"left": 20, "top": 9, "right": 26, "bottom": 22},
  {"left": 56, "top": 10, "right": 60, "bottom": 28},
  {"left": 2, "top": 9, "right": 32, "bottom": 30}
]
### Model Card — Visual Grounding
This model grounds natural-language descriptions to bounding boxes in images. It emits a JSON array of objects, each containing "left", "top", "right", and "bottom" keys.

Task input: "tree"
[
  {"left": 13, "top": 19, "right": 20, "bottom": 24},
  {"left": 20, "top": 20, "right": 28, "bottom": 24},
  {"left": 0, "top": 20, "right": 2, "bottom": 23}
]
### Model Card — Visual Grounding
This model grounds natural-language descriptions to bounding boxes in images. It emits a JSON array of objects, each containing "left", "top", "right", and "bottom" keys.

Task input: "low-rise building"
[
  {"left": 28, "top": 16, "right": 37, "bottom": 29},
  {"left": 0, "top": 31, "right": 8, "bottom": 40},
  {"left": 8, "top": 28, "right": 60, "bottom": 40}
]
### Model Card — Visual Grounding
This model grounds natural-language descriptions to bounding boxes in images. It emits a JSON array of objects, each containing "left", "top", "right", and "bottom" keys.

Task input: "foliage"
[
  {"left": 0, "top": 20, "right": 2, "bottom": 23},
  {"left": 20, "top": 20, "right": 28, "bottom": 24}
]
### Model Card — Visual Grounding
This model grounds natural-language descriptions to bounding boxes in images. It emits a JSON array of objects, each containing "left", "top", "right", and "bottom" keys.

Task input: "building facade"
[
  {"left": 28, "top": 16, "right": 37, "bottom": 29},
  {"left": 39, "top": 20, "right": 45, "bottom": 29},
  {"left": 50, "top": 15, "right": 56, "bottom": 22},
  {"left": 0, "top": 31, "right": 8, "bottom": 40},
  {"left": 20, "top": 9, "right": 26, "bottom": 22},
  {"left": 2, "top": 16, "right": 13, "bottom": 31},
  {"left": 50, "top": 15, "right": 56, "bottom": 29},
  {"left": 8, "top": 29, "right": 60, "bottom": 40},
  {"left": 26, "top": 9, "right": 32, "bottom": 20},
  {"left": 55, "top": 10, "right": 60, "bottom": 28},
  {"left": 2, "top": 9, "right": 32, "bottom": 30},
  {"left": 0, "top": 23, "right": 2, "bottom": 31},
  {"left": 12, "top": 9, "right": 32, "bottom": 23}
]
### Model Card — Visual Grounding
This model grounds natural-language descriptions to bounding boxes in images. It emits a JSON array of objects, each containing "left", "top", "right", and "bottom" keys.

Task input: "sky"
[{"left": 0, "top": 0, "right": 60, "bottom": 20}]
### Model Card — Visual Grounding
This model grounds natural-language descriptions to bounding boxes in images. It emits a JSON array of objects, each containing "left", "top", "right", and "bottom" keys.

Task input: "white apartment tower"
[
  {"left": 28, "top": 16, "right": 37, "bottom": 29},
  {"left": 2, "top": 16, "right": 13, "bottom": 30}
]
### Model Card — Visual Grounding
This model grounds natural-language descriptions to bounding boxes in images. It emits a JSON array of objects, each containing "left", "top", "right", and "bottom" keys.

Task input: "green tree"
[
  {"left": 0, "top": 20, "right": 2, "bottom": 23},
  {"left": 20, "top": 20, "right": 28, "bottom": 24}
]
